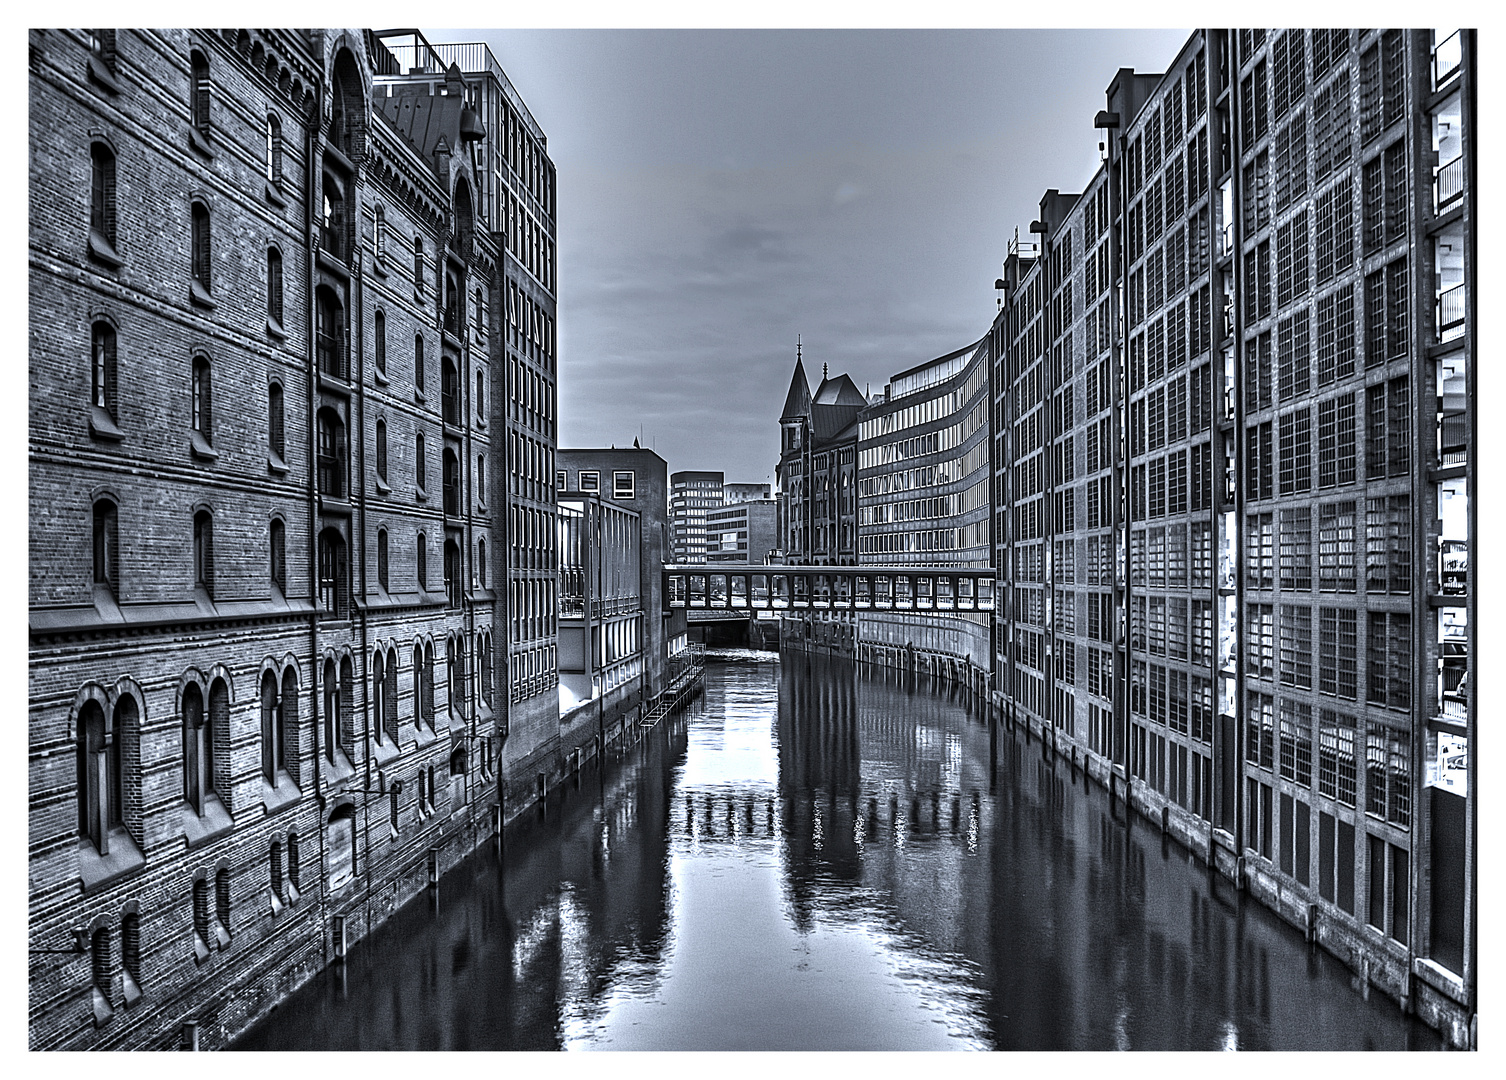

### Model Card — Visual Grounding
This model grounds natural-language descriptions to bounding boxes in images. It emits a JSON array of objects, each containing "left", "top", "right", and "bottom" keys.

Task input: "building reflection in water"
[{"left": 238, "top": 652, "right": 1436, "bottom": 1051}]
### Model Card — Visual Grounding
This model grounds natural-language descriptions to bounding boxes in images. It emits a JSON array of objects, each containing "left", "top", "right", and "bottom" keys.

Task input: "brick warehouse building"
[
  {"left": 28, "top": 28, "right": 561, "bottom": 1049},
  {"left": 989, "top": 29, "right": 1475, "bottom": 1045}
]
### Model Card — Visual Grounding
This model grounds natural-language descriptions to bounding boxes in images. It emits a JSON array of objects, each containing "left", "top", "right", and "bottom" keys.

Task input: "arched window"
[
  {"left": 376, "top": 527, "right": 389, "bottom": 591},
  {"left": 76, "top": 700, "right": 122, "bottom": 852},
  {"left": 270, "top": 518, "right": 286, "bottom": 594},
  {"left": 441, "top": 356, "right": 461, "bottom": 425},
  {"left": 480, "top": 635, "right": 493, "bottom": 707},
  {"left": 93, "top": 498, "right": 118, "bottom": 596},
  {"left": 374, "top": 310, "right": 386, "bottom": 375},
  {"left": 270, "top": 839, "right": 284, "bottom": 904},
  {"left": 191, "top": 876, "right": 211, "bottom": 960},
  {"left": 90, "top": 142, "right": 117, "bottom": 252},
  {"left": 444, "top": 538, "right": 461, "bottom": 608},
  {"left": 191, "top": 354, "right": 212, "bottom": 445},
  {"left": 477, "top": 537, "right": 487, "bottom": 588},
  {"left": 372, "top": 650, "right": 386, "bottom": 745},
  {"left": 444, "top": 269, "right": 460, "bottom": 333},
  {"left": 316, "top": 286, "right": 346, "bottom": 380},
  {"left": 91, "top": 925, "right": 114, "bottom": 1022},
  {"left": 288, "top": 832, "right": 302, "bottom": 892},
  {"left": 190, "top": 201, "right": 211, "bottom": 295},
  {"left": 413, "top": 235, "right": 424, "bottom": 295},
  {"left": 215, "top": 866, "right": 232, "bottom": 940},
  {"left": 265, "top": 113, "right": 282, "bottom": 185},
  {"left": 446, "top": 638, "right": 458, "bottom": 712},
  {"left": 449, "top": 745, "right": 467, "bottom": 777},
  {"left": 260, "top": 669, "right": 282, "bottom": 784},
  {"left": 339, "top": 656, "right": 355, "bottom": 755},
  {"left": 318, "top": 528, "right": 348, "bottom": 617},
  {"left": 190, "top": 50, "right": 211, "bottom": 136},
  {"left": 281, "top": 668, "right": 300, "bottom": 787},
  {"left": 422, "top": 642, "right": 436, "bottom": 728},
  {"left": 414, "top": 333, "right": 425, "bottom": 392},
  {"left": 374, "top": 206, "right": 387, "bottom": 261},
  {"left": 193, "top": 509, "right": 213, "bottom": 596},
  {"left": 475, "top": 367, "right": 485, "bottom": 420},
  {"left": 91, "top": 320, "right": 117, "bottom": 422},
  {"left": 376, "top": 418, "right": 388, "bottom": 482},
  {"left": 316, "top": 408, "right": 346, "bottom": 499},
  {"left": 443, "top": 448, "right": 460, "bottom": 517},
  {"left": 268, "top": 381, "right": 284, "bottom": 460},
  {"left": 181, "top": 682, "right": 211, "bottom": 814},
  {"left": 384, "top": 647, "right": 399, "bottom": 743},
  {"left": 121, "top": 911, "right": 142, "bottom": 999},
  {"left": 474, "top": 287, "right": 485, "bottom": 336},
  {"left": 416, "top": 433, "right": 427, "bottom": 490},
  {"left": 322, "top": 658, "right": 338, "bottom": 762},
  {"left": 266, "top": 247, "right": 283, "bottom": 325},
  {"left": 416, "top": 530, "right": 428, "bottom": 590}
]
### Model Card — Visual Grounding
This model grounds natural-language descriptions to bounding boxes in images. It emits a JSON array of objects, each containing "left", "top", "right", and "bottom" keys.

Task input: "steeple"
[{"left": 780, "top": 342, "right": 812, "bottom": 421}]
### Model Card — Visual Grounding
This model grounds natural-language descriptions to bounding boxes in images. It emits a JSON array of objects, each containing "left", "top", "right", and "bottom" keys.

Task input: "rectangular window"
[
  {"left": 1279, "top": 604, "right": 1313, "bottom": 689},
  {"left": 1319, "top": 606, "right": 1358, "bottom": 700},
  {"left": 1319, "top": 709, "right": 1357, "bottom": 806},
  {"left": 1315, "top": 176, "right": 1355, "bottom": 286},
  {"left": 1277, "top": 310, "right": 1310, "bottom": 401},
  {"left": 1276, "top": 210, "right": 1309, "bottom": 309},
  {"left": 1318, "top": 500, "right": 1357, "bottom": 593},
  {"left": 579, "top": 470, "right": 599, "bottom": 493},
  {"left": 1367, "top": 611, "right": 1411, "bottom": 712},
  {"left": 1279, "top": 507, "right": 1311, "bottom": 591},
  {"left": 1315, "top": 284, "right": 1355, "bottom": 386},
  {"left": 613, "top": 471, "right": 635, "bottom": 500},
  {"left": 1279, "top": 699, "right": 1313, "bottom": 786}
]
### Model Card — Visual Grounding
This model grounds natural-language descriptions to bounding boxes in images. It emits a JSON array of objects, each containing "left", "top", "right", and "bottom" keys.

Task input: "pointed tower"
[{"left": 780, "top": 340, "right": 811, "bottom": 421}]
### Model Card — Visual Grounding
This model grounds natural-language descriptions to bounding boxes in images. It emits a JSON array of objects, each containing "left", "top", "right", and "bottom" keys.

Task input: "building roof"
[
  {"left": 812, "top": 372, "right": 866, "bottom": 407},
  {"left": 376, "top": 63, "right": 474, "bottom": 174},
  {"left": 780, "top": 357, "right": 812, "bottom": 421}
]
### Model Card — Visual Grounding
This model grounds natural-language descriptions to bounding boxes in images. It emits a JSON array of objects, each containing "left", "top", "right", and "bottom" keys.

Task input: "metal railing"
[
  {"left": 1434, "top": 155, "right": 1464, "bottom": 213},
  {"left": 1437, "top": 283, "right": 1466, "bottom": 334},
  {"left": 317, "top": 331, "right": 347, "bottom": 380},
  {"left": 317, "top": 454, "right": 345, "bottom": 499},
  {"left": 1438, "top": 410, "right": 1467, "bottom": 466},
  {"left": 1433, "top": 31, "right": 1462, "bottom": 92}
]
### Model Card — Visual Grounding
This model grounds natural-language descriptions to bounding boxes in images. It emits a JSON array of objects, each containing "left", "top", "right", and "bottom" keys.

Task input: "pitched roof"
[
  {"left": 813, "top": 372, "right": 865, "bottom": 407},
  {"left": 780, "top": 357, "right": 812, "bottom": 421}
]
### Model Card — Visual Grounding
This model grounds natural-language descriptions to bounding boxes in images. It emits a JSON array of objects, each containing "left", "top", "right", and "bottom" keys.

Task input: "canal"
[{"left": 236, "top": 651, "right": 1439, "bottom": 1050}]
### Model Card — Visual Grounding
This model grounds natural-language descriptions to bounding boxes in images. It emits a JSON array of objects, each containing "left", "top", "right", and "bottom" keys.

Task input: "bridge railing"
[{"left": 662, "top": 566, "right": 994, "bottom": 614}]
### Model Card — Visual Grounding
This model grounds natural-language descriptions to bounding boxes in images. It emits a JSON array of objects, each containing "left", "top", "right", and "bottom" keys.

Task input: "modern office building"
[
  {"left": 989, "top": 29, "right": 1475, "bottom": 1046},
  {"left": 855, "top": 340, "right": 993, "bottom": 676},
  {"left": 669, "top": 469, "right": 723, "bottom": 563},
  {"left": 27, "top": 28, "right": 561, "bottom": 1050},
  {"left": 706, "top": 498, "right": 777, "bottom": 565},
  {"left": 723, "top": 481, "right": 772, "bottom": 503}
]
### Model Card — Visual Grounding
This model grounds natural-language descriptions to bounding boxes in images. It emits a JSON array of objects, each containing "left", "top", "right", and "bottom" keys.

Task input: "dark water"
[{"left": 236, "top": 651, "right": 1439, "bottom": 1050}]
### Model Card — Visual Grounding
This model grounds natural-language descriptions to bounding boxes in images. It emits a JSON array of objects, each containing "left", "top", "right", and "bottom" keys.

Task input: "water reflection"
[{"left": 237, "top": 651, "right": 1438, "bottom": 1051}]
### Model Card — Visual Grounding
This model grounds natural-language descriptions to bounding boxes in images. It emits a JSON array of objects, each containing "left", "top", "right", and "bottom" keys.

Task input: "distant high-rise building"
[{"left": 669, "top": 470, "right": 723, "bottom": 563}]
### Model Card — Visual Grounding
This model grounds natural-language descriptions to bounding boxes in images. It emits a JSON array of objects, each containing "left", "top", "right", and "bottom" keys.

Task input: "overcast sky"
[{"left": 450, "top": 29, "right": 1190, "bottom": 485}]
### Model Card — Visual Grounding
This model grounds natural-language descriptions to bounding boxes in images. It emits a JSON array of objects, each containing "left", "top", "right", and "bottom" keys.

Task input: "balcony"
[
  {"left": 317, "top": 331, "right": 348, "bottom": 382},
  {"left": 1438, "top": 409, "right": 1467, "bottom": 467},
  {"left": 1433, "top": 31, "right": 1462, "bottom": 92},
  {"left": 1436, "top": 284, "right": 1466, "bottom": 337},
  {"left": 1434, "top": 155, "right": 1464, "bottom": 214},
  {"left": 1439, "top": 540, "right": 1467, "bottom": 597}
]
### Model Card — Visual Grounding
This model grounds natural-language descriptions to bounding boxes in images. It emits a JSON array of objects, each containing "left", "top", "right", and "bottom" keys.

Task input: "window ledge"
[
  {"left": 190, "top": 431, "right": 218, "bottom": 461},
  {"left": 268, "top": 452, "right": 288, "bottom": 476},
  {"left": 89, "top": 405, "right": 124, "bottom": 442},
  {"left": 263, "top": 182, "right": 287, "bottom": 209},
  {"left": 416, "top": 485, "right": 428, "bottom": 503},
  {"left": 374, "top": 367, "right": 389, "bottom": 386},
  {"left": 193, "top": 930, "right": 211, "bottom": 965},
  {"left": 269, "top": 888, "right": 285, "bottom": 918},
  {"left": 375, "top": 476, "right": 391, "bottom": 496},
  {"left": 87, "top": 55, "right": 122, "bottom": 95},
  {"left": 92, "top": 986, "right": 114, "bottom": 1028},
  {"left": 189, "top": 127, "right": 215, "bottom": 159},
  {"left": 259, "top": 774, "right": 301, "bottom": 816},
  {"left": 78, "top": 830, "right": 146, "bottom": 893},
  {"left": 415, "top": 387, "right": 427, "bottom": 404},
  {"left": 372, "top": 256, "right": 388, "bottom": 278},
  {"left": 373, "top": 736, "right": 400, "bottom": 767},
  {"left": 121, "top": 969, "right": 142, "bottom": 1008},
  {"left": 190, "top": 279, "right": 216, "bottom": 309},
  {"left": 88, "top": 229, "right": 124, "bottom": 269},
  {"left": 322, "top": 748, "right": 357, "bottom": 788},
  {"left": 266, "top": 315, "right": 286, "bottom": 341},
  {"left": 182, "top": 793, "right": 233, "bottom": 849},
  {"left": 414, "top": 723, "right": 438, "bottom": 748}
]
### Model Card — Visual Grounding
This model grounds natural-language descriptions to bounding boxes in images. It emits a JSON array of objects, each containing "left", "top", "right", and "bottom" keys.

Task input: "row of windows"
[{"left": 89, "top": 497, "right": 482, "bottom": 609}]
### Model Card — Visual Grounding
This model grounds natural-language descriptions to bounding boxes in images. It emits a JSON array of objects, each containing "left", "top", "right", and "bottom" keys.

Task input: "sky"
[{"left": 449, "top": 29, "right": 1191, "bottom": 486}]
